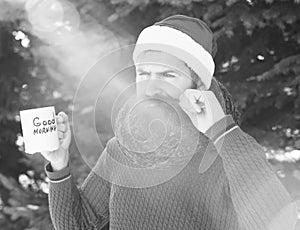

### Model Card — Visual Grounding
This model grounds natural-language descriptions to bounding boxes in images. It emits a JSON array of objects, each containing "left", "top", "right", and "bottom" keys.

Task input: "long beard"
[{"left": 113, "top": 95, "right": 206, "bottom": 168}]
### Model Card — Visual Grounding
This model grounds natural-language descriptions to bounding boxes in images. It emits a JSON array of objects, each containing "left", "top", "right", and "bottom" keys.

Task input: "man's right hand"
[{"left": 40, "top": 111, "right": 71, "bottom": 171}]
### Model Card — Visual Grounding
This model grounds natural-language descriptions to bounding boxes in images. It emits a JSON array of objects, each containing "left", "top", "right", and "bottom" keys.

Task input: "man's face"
[
  {"left": 135, "top": 51, "right": 197, "bottom": 100},
  {"left": 113, "top": 50, "right": 204, "bottom": 166}
]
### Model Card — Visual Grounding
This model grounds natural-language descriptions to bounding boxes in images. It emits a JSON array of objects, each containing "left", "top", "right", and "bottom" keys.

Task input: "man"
[{"left": 41, "top": 15, "right": 298, "bottom": 229}]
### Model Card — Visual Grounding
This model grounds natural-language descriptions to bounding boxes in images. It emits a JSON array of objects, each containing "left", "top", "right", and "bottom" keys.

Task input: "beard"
[{"left": 113, "top": 94, "right": 207, "bottom": 168}]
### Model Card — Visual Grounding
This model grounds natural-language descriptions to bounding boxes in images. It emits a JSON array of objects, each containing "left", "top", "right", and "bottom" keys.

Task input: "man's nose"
[{"left": 144, "top": 78, "right": 163, "bottom": 97}]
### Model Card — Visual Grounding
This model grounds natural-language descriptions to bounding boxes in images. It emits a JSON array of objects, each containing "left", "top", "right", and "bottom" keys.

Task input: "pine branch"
[{"left": 255, "top": 54, "right": 300, "bottom": 82}]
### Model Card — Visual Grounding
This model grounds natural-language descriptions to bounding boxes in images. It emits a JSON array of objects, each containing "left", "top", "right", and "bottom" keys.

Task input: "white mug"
[{"left": 19, "top": 106, "right": 59, "bottom": 154}]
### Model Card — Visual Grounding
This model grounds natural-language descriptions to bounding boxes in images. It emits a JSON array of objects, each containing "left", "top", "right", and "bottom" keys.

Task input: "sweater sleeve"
[
  {"left": 204, "top": 115, "right": 298, "bottom": 230},
  {"left": 44, "top": 151, "right": 111, "bottom": 230}
]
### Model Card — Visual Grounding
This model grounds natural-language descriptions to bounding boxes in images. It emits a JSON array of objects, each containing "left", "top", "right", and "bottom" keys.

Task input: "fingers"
[
  {"left": 179, "top": 89, "right": 204, "bottom": 114},
  {"left": 55, "top": 111, "right": 69, "bottom": 141},
  {"left": 56, "top": 111, "right": 68, "bottom": 123},
  {"left": 56, "top": 114, "right": 63, "bottom": 123},
  {"left": 56, "top": 112, "right": 69, "bottom": 126},
  {"left": 58, "top": 130, "right": 64, "bottom": 139},
  {"left": 57, "top": 123, "right": 66, "bottom": 132}
]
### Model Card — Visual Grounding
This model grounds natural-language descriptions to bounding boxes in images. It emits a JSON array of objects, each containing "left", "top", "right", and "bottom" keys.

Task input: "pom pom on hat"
[{"left": 133, "top": 15, "right": 217, "bottom": 89}]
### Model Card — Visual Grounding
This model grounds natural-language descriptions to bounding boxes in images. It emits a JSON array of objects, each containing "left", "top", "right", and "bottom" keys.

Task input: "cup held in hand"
[{"left": 19, "top": 106, "right": 59, "bottom": 154}]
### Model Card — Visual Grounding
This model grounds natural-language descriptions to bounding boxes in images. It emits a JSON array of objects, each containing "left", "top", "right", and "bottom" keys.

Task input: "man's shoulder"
[
  {"left": 102, "top": 136, "right": 126, "bottom": 163},
  {"left": 105, "top": 136, "right": 118, "bottom": 153}
]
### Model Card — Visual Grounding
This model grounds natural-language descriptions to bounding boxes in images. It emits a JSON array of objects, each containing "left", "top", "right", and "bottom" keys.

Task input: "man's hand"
[
  {"left": 40, "top": 111, "right": 71, "bottom": 171},
  {"left": 179, "top": 89, "right": 226, "bottom": 134}
]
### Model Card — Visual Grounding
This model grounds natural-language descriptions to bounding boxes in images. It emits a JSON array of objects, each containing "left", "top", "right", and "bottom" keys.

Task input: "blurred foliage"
[
  {"left": 105, "top": 0, "right": 300, "bottom": 150},
  {"left": 0, "top": 19, "right": 70, "bottom": 230},
  {"left": 0, "top": 0, "right": 300, "bottom": 229},
  {"left": 0, "top": 171, "right": 54, "bottom": 230}
]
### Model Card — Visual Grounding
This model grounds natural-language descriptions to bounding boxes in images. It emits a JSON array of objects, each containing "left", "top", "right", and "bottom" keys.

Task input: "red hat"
[{"left": 133, "top": 14, "right": 217, "bottom": 89}]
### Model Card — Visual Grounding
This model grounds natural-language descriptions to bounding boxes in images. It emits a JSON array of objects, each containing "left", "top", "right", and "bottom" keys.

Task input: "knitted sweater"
[{"left": 44, "top": 115, "right": 297, "bottom": 230}]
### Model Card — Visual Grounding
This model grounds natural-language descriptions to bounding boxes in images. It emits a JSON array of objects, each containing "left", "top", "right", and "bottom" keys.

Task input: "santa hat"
[{"left": 133, "top": 14, "right": 217, "bottom": 89}]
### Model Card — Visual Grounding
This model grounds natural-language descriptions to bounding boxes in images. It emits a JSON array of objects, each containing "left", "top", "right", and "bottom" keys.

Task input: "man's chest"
[{"left": 107, "top": 159, "right": 231, "bottom": 229}]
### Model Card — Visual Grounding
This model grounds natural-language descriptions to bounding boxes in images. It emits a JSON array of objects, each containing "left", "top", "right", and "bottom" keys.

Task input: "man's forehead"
[
  {"left": 135, "top": 51, "right": 190, "bottom": 75},
  {"left": 136, "top": 64, "right": 178, "bottom": 73}
]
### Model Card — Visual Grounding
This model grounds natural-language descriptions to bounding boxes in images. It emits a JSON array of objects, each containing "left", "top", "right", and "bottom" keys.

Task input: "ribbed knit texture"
[{"left": 45, "top": 115, "right": 296, "bottom": 230}]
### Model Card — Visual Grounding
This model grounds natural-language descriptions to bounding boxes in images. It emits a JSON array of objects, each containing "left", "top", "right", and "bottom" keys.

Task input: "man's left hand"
[{"left": 179, "top": 89, "right": 226, "bottom": 134}]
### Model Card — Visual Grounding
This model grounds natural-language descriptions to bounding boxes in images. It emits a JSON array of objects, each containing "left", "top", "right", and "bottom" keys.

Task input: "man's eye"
[
  {"left": 137, "top": 73, "right": 149, "bottom": 78},
  {"left": 162, "top": 73, "right": 176, "bottom": 78}
]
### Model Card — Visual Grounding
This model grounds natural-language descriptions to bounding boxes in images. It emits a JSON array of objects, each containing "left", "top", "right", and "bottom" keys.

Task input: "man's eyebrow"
[
  {"left": 157, "top": 70, "right": 178, "bottom": 75},
  {"left": 136, "top": 68, "right": 150, "bottom": 73},
  {"left": 136, "top": 68, "right": 180, "bottom": 75}
]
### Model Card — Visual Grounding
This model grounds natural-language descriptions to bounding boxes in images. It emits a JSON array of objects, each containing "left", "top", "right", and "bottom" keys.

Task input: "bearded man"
[{"left": 42, "top": 15, "right": 298, "bottom": 230}]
